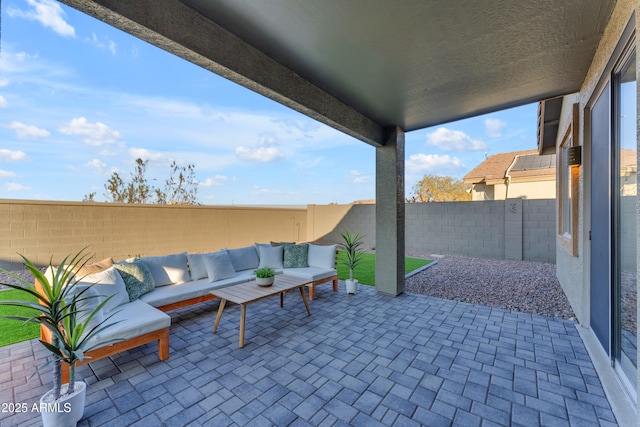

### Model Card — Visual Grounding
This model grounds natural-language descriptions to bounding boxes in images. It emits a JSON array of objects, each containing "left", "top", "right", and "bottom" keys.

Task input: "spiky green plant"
[
  {"left": 0, "top": 250, "right": 119, "bottom": 400},
  {"left": 339, "top": 230, "right": 365, "bottom": 282}
]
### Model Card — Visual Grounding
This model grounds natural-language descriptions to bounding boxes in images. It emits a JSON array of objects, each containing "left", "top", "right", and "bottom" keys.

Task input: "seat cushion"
[
  {"left": 87, "top": 300, "right": 171, "bottom": 349},
  {"left": 284, "top": 267, "right": 337, "bottom": 282},
  {"left": 139, "top": 270, "right": 255, "bottom": 307}
]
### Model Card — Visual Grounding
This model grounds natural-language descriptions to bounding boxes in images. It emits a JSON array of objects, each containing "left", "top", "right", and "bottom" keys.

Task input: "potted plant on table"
[
  {"left": 254, "top": 267, "right": 276, "bottom": 287},
  {"left": 0, "top": 250, "right": 118, "bottom": 427},
  {"left": 340, "top": 230, "right": 364, "bottom": 295}
]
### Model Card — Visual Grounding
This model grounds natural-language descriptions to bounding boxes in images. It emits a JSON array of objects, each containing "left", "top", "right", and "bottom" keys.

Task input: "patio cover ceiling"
[{"left": 62, "top": 0, "right": 615, "bottom": 147}]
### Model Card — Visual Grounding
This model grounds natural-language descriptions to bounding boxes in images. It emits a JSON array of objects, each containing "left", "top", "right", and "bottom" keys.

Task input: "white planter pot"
[
  {"left": 40, "top": 381, "right": 86, "bottom": 427},
  {"left": 346, "top": 279, "right": 358, "bottom": 295},
  {"left": 256, "top": 276, "right": 275, "bottom": 287}
]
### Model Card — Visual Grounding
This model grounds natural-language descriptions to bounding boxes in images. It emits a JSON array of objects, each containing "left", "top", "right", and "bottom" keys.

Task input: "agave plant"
[
  {"left": 339, "top": 230, "right": 365, "bottom": 282},
  {"left": 0, "top": 249, "right": 119, "bottom": 400}
]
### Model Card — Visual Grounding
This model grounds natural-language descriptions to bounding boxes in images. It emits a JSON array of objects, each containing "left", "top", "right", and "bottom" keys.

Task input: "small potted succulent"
[
  {"left": 340, "top": 230, "right": 364, "bottom": 295},
  {"left": 254, "top": 267, "right": 276, "bottom": 287},
  {"left": 0, "top": 250, "right": 119, "bottom": 427}
]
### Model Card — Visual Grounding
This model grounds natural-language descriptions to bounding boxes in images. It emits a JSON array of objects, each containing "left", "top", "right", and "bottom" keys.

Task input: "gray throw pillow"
[
  {"left": 204, "top": 251, "right": 236, "bottom": 282},
  {"left": 283, "top": 243, "right": 309, "bottom": 268},
  {"left": 187, "top": 252, "right": 210, "bottom": 280},
  {"left": 258, "top": 245, "right": 284, "bottom": 268},
  {"left": 226, "top": 246, "right": 259, "bottom": 271},
  {"left": 114, "top": 261, "right": 156, "bottom": 301}
]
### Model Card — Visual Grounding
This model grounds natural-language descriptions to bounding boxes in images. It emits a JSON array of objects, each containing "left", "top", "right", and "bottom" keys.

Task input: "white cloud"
[
  {"left": 0, "top": 79, "right": 8, "bottom": 87},
  {"left": 235, "top": 146, "right": 285, "bottom": 163},
  {"left": 347, "top": 170, "right": 371, "bottom": 184},
  {"left": 406, "top": 154, "right": 464, "bottom": 174},
  {"left": 84, "top": 159, "right": 108, "bottom": 174},
  {"left": 0, "top": 149, "right": 28, "bottom": 161},
  {"left": 8, "top": 121, "right": 50, "bottom": 139},
  {"left": 86, "top": 33, "right": 117, "bottom": 55},
  {"left": 199, "top": 175, "right": 228, "bottom": 187},
  {"left": 0, "top": 170, "right": 16, "bottom": 178},
  {"left": 5, "top": 182, "right": 30, "bottom": 192},
  {"left": 0, "top": 96, "right": 7, "bottom": 108},
  {"left": 485, "top": 118, "right": 507, "bottom": 138},
  {"left": 426, "top": 127, "right": 486, "bottom": 152},
  {"left": 251, "top": 185, "right": 271, "bottom": 195},
  {"left": 8, "top": 0, "right": 75, "bottom": 37},
  {"left": 59, "top": 117, "right": 122, "bottom": 146},
  {"left": 128, "top": 148, "right": 167, "bottom": 163}
]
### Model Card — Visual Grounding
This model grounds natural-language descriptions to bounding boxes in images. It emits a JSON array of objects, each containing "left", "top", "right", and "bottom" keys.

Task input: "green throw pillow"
[
  {"left": 114, "top": 261, "right": 155, "bottom": 301},
  {"left": 283, "top": 243, "right": 309, "bottom": 268}
]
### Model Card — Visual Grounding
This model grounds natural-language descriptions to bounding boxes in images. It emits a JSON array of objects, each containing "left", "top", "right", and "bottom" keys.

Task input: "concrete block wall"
[
  {"left": 522, "top": 199, "right": 556, "bottom": 262},
  {"left": 316, "top": 200, "right": 556, "bottom": 263},
  {"left": 0, "top": 199, "right": 557, "bottom": 271},
  {"left": 0, "top": 200, "right": 307, "bottom": 271}
]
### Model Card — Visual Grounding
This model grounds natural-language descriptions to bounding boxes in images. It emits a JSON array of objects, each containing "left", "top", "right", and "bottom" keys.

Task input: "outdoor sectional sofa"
[{"left": 39, "top": 243, "right": 338, "bottom": 382}]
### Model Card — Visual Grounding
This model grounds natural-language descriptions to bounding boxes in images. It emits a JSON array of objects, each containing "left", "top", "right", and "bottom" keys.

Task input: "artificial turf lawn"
[
  {"left": 0, "top": 290, "right": 40, "bottom": 347},
  {"left": 336, "top": 251, "right": 431, "bottom": 286}
]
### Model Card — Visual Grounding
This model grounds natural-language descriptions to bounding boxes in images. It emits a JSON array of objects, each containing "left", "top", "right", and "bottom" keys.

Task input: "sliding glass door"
[{"left": 614, "top": 49, "right": 637, "bottom": 392}]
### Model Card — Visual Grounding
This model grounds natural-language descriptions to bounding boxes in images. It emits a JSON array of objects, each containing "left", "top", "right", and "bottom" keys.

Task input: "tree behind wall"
[
  {"left": 83, "top": 158, "right": 199, "bottom": 205},
  {"left": 409, "top": 174, "right": 471, "bottom": 202}
]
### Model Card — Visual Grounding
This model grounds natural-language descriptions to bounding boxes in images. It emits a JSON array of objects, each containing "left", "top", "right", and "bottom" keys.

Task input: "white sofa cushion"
[
  {"left": 86, "top": 300, "right": 170, "bottom": 349},
  {"left": 66, "top": 285, "right": 105, "bottom": 331},
  {"left": 139, "top": 270, "right": 255, "bottom": 307},
  {"left": 308, "top": 244, "right": 337, "bottom": 269},
  {"left": 284, "top": 267, "right": 337, "bottom": 282},
  {"left": 75, "top": 267, "right": 129, "bottom": 314},
  {"left": 226, "top": 246, "right": 259, "bottom": 271},
  {"left": 257, "top": 245, "right": 284, "bottom": 269},
  {"left": 139, "top": 252, "right": 191, "bottom": 287},
  {"left": 204, "top": 251, "right": 236, "bottom": 282}
]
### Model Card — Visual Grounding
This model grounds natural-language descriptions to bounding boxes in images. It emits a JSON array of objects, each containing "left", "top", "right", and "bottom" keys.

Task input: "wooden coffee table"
[{"left": 211, "top": 274, "right": 312, "bottom": 348}]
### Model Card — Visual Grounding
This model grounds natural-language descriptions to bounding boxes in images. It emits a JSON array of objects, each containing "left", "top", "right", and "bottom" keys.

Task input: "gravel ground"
[
  {"left": 2, "top": 255, "right": 576, "bottom": 320},
  {"left": 0, "top": 268, "right": 43, "bottom": 290},
  {"left": 405, "top": 253, "right": 576, "bottom": 320}
]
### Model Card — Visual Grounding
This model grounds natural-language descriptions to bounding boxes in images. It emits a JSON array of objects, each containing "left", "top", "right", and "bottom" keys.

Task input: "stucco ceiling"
[{"left": 61, "top": 0, "right": 616, "bottom": 146}]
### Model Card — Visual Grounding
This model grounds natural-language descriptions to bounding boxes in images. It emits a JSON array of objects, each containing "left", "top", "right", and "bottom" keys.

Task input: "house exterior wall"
[
  {"left": 506, "top": 179, "right": 556, "bottom": 200},
  {"left": 471, "top": 180, "right": 555, "bottom": 200},
  {"left": 553, "top": 0, "right": 639, "bottom": 420}
]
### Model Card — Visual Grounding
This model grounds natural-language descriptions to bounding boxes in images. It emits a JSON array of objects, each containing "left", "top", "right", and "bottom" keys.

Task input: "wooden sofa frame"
[{"left": 38, "top": 248, "right": 339, "bottom": 383}]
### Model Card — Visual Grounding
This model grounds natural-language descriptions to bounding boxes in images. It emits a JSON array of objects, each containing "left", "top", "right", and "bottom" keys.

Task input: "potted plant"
[
  {"left": 254, "top": 267, "right": 276, "bottom": 286},
  {"left": 0, "top": 250, "right": 118, "bottom": 427},
  {"left": 340, "top": 230, "right": 364, "bottom": 294}
]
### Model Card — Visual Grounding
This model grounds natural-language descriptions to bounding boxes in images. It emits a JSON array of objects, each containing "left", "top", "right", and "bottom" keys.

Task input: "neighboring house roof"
[{"left": 464, "top": 150, "right": 556, "bottom": 184}]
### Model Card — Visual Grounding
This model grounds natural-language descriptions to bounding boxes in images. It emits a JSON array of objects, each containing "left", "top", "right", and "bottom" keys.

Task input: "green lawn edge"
[
  {"left": 336, "top": 251, "right": 431, "bottom": 286},
  {"left": 0, "top": 289, "right": 40, "bottom": 347}
]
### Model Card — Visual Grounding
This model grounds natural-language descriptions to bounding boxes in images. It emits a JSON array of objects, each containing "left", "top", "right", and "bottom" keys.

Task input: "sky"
[{"left": 0, "top": 0, "right": 539, "bottom": 205}]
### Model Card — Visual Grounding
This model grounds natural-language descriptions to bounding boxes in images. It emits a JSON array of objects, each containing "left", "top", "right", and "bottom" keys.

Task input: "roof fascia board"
[{"left": 60, "top": 0, "right": 386, "bottom": 147}]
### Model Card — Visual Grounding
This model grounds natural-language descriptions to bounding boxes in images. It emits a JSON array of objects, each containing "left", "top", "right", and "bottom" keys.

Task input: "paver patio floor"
[{"left": 0, "top": 283, "right": 618, "bottom": 426}]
